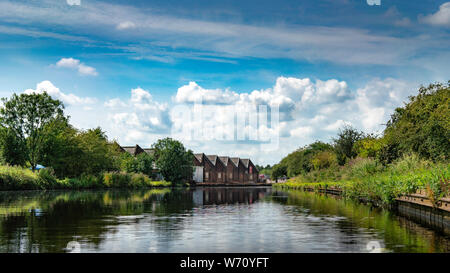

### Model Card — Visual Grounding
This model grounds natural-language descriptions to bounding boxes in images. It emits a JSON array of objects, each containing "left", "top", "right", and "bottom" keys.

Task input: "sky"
[{"left": 0, "top": 0, "right": 449, "bottom": 165}]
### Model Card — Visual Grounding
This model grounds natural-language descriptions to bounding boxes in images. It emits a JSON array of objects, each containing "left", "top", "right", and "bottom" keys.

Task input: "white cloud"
[
  {"left": 107, "top": 87, "right": 171, "bottom": 135},
  {"left": 77, "top": 64, "right": 98, "bottom": 76},
  {"left": 66, "top": 0, "right": 81, "bottom": 6},
  {"left": 174, "top": 77, "right": 350, "bottom": 122},
  {"left": 420, "top": 2, "right": 450, "bottom": 26},
  {"left": 24, "top": 80, "right": 96, "bottom": 106},
  {"left": 174, "top": 81, "right": 240, "bottom": 104},
  {"left": 324, "top": 120, "right": 352, "bottom": 131},
  {"left": 290, "top": 126, "right": 313, "bottom": 137},
  {"left": 55, "top": 58, "right": 98, "bottom": 76},
  {"left": 117, "top": 21, "right": 136, "bottom": 30},
  {"left": 56, "top": 57, "right": 80, "bottom": 68},
  {"left": 104, "top": 98, "right": 127, "bottom": 108},
  {"left": 42, "top": 76, "right": 416, "bottom": 165},
  {"left": 354, "top": 78, "right": 412, "bottom": 132}
]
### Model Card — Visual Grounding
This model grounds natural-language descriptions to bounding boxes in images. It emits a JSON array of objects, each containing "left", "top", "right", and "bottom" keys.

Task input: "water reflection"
[{"left": 0, "top": 187, "right": 448, "bottom": 253}]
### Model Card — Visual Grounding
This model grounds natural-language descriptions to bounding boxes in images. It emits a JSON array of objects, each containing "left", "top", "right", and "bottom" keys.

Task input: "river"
[{"left": 0, "top": 187, "right": 448, "bottom": 253}]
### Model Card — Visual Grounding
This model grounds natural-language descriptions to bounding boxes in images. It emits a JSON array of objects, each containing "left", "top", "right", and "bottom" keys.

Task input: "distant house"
[
  {"left": 121, "top": 144, "right": 146, "bottom": 156},
  {"left": 193, "top": 153, "right": 259, "bottom": 184},
  {"left": 118, "top": 144, "right": 161, "bottom": 180}
]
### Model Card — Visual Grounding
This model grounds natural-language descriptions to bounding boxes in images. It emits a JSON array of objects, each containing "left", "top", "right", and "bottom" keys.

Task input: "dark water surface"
[{"left": 0, "top": 187, "right": 448, "bottom": 253}]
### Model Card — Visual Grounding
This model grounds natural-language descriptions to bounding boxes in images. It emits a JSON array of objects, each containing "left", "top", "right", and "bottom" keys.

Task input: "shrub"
[
  {"left": 0, "top": 165, "right": 38, "bottom": 190},
  {"left": 349, "top": 157, "right": 383, "bottom": 178},
  {"left": 37, "top": 167, "right": 58, "bottom": 189},
  {"left": 311, "top": 151, "right": 337, "bottom": 170}
]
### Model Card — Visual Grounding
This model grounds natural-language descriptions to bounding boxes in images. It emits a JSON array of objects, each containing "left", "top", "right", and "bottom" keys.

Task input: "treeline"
[
  {"left": 272, "top": 82, "right": 449, "bottom": 180},
  {"left": 0, "top": 92, "right": 194, "bottom": 189}
]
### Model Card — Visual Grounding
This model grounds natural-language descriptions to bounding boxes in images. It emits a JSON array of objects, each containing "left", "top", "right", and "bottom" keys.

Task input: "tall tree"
[
  {"left": 384, "top": 82, "right": 449, "bottom": 161},
  {"left": 152, "top": 138, "right": 194, "bottom": 184},
  {"left": 0, "top": 92, "right": 65, "bottom": 170},
  {"left": 333, "top": 126, "right": 364, "bottom": 165},
  {"left": 38, "top": 117, "right": 82, "bottom": 178}
]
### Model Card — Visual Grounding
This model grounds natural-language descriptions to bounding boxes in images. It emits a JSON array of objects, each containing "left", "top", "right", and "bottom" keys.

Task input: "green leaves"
[
  {"left": 384, "top": 82, "right": 449, "bottom": 161},
  {"left": 0, "top": 92, "right": 65, "bottom": 169},
  {"left": 152, "top": 138, "right": 193, "bottom": 185}
]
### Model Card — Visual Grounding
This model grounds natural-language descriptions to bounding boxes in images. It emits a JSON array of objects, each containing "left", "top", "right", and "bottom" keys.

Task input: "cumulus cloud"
[
  {"left": 24, "top": 80, "right": 96, "bottom": 106},
  {"left": 290, "top": 126, "right": 314, "bottom": 137},
  {"left": 101, "top": 77, "right": 416, "bottom": 164},
  {"left": 174, "top": 81, "right": 240, "bottom": 104},
  {"left": 420, "top": 2, "right": 450, "bottom": 26},
  {"left": 174, "top": 77, "right": 350, "bottom": 121},
  {"left": 354, "top": 78, "right": 411, "bottom": 132},
  {"left": 55, "top": 58, "right": 98, "bottom": 76},
  {"left": 106, "top": 87, "right": 171, "bottom": 135}
]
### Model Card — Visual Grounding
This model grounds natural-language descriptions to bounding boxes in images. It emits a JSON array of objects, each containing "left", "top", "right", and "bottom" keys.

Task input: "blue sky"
[{"left": 0, "top": 0, "right": 449, "bottom": 164}]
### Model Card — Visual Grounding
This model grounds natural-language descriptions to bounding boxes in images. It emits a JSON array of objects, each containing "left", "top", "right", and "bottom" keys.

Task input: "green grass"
[
  {"left": 274, "top": 154, "right": 450, "bottom": 207},
  {"left": 0, "top": 165, "right": 172, "bottom": 190}
]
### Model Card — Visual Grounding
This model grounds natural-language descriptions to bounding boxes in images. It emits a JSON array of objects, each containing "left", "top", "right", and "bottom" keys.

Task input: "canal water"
[{"left": 0, "top": 187, "right": 448, "bottom": 253}]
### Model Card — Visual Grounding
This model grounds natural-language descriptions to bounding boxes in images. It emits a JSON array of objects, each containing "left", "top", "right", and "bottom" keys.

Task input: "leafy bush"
[
  {"left": 349, "top": 157, "right": 383, "bottom": 178},
  {"left": 0, "top": 165, "right": 172, "bottom": 191},
  {"left": 0, "top": 165, "right": 38, "bottom": 190},
  {"left": 333, "top": 126, "right": 364, "bottom": 165},
  {"left": 354, "top": 135, "right": 382, "bottom": 158},
  {"left": 311, "top": 151, "right": 337, "bottom": 170},
  {"left": 37, "top": 167, "right": 58, "bottom": 189},
  {"left": 383, "top": 82, "right": 449, "bottom": 161}
]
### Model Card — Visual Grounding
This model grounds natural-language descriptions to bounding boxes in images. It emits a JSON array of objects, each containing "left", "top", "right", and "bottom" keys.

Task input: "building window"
[
  {"left": 250, "top": 174, "right": 253, "bottom": 180},
  {"left": 218, "top": 172, "right": 222, "bottom": 179},
  {"left": 229, "top": 173, "right": 232, "bottom": 179},
  {"left": 205, "top": 172, "right": 209, "bottom": 180}
]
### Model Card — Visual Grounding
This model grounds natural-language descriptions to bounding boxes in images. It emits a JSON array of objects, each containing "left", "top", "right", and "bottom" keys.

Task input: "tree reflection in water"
[{"left": 0, "top": 187, "right": 448, "bottom": 253}]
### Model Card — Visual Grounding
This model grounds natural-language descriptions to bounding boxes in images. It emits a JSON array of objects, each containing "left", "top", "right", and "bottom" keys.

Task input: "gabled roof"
[
  {"left": 194, "top": 153, "right": 204, "bottom": 163},
  {"left": 121, "top": 144, "right": 145, "bottom": 156},
  {"left": 219, "top": 156, "right": 229, "bottom": 166},
  {"left": 143, "top": 148, "right": 155, "bottom": 156},
  {"left": 206, "top": 155, "right": 218, "bottom": 166},
  {"left": 230, "top": 157, "right": 240, "bottom": 167},
  {"left": 240, "top": 159, "right": 250, "bottom": 168}
]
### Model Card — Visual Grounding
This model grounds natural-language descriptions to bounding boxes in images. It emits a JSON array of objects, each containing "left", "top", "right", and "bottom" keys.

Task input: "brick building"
[{"left": 193, "top": 153, "right": 259, "bottom": 184}]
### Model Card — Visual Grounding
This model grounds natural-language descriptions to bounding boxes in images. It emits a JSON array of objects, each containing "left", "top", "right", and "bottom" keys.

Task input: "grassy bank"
[
  {"left": 0, "top": 165, "right": 171, "bottom": 191},
  {"left": 274, "top": 154, "right": 450, "bottom": 207}
]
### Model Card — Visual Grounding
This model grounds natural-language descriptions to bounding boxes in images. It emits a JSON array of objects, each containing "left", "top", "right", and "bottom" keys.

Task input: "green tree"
[
  {"left": 0, "top": 92, "right": 64, "bottom": 170},
  {"left": 152, "top": 138, "right": 193, "bottom": 185},
  {"left": 333, "top": 126, "right": 364, "bottom": 165},
  {"left": 0, "top": 127, "right": 27, "bottom": 166},
  {"left": 135, "top": 153, "right": 154, "bottom": 177},
  {"left": 384, "top": 82, "right": 449, "bottom": 161},
  {"left": 38, "top": 117, "right": 82, "bottom": 178},
  {"left": 271, "top": 164, "right": 287, "bottom": 180},
  {"left": 119, "top": 152, "right": 154, "bottom": 177},
  {"left": 278, "top": 141, "right": 334, "bottom": 176},
  {"left": 311, "top": 150, "right": 337, "bottom": 170},
  {"left": 77, "top": 127, "right": 117, "bottom": 175},
  {"left": 354, "top": 134, "right": 383, "bottom": 158}
]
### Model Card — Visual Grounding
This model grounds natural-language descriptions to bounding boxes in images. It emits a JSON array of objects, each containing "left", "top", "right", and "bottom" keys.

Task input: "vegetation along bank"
[
  {"left": 272, "top": 82, "right": 449, "bottom": 209},
  {"left": 0, "top": 92, "right": 194, "bottom": 190}
]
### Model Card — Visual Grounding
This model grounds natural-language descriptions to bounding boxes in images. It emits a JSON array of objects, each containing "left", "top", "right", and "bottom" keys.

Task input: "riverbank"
[
  {"left": 273, "top": 155, "right": 449, "bottom": 208},
  {"left": 275, "top": 185, "right": 450, "bottom": 234},
  {"left": 273, "top": 156, "right": 450, "bottom": 234},
  {"left": 0, "top": 165, "right": 171, "bottom": 190}
]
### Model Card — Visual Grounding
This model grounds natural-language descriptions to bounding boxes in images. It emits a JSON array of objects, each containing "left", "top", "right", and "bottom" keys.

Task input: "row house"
[{"left": 193, "top": 153, "right": 259, "bottom": 184}]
